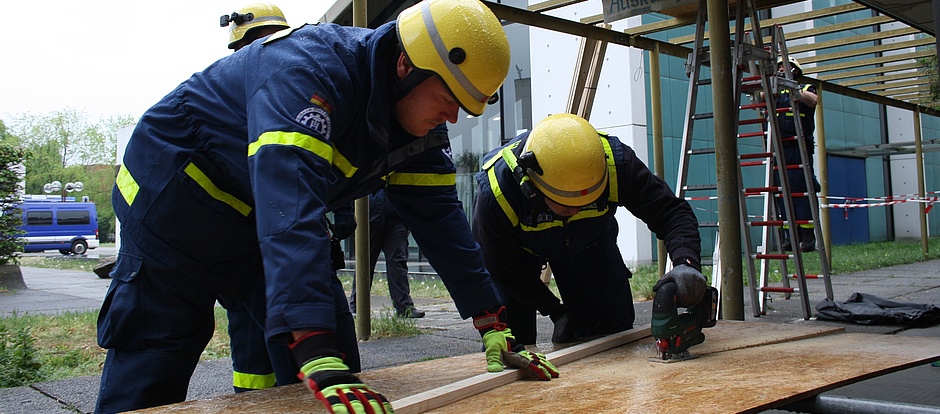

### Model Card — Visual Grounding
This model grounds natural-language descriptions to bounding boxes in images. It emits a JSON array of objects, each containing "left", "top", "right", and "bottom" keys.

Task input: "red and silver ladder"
[{"left": 675, "top": 0, "right": 832, "bottom": 319}]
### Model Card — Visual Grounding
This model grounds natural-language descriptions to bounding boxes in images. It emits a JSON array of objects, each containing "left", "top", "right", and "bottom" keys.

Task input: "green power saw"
[{"left": 649, "top": 282, "right": 718, "bottom": 363}]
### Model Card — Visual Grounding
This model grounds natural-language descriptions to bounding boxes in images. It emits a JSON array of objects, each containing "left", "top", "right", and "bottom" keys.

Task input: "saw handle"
[{"left": 652, "top": 281, "right": 678, "bottom": 314}]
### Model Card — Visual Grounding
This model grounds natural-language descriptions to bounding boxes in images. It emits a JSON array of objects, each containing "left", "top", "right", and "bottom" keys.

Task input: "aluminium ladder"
[{"left": 674, "top": 0, "right": 832, "bottom": 319}]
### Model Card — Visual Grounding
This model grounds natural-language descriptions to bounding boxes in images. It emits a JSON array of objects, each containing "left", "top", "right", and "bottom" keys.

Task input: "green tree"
[
  {"left": 1, "top": 139, "right": 30, "bottom": 265},
  {"left": 924, "top": 54, "right": 938, "bottom": 109}
]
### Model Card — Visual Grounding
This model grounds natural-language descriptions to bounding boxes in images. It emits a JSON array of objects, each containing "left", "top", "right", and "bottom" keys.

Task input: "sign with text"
[{"left": 602, "top": 0, "right": 694, "bottom": 23}]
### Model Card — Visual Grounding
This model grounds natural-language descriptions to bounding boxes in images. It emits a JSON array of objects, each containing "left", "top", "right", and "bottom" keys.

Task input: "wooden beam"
[
  {"left": 804, "top": 49, "right": 935, "bottom": 74},
  {"left": 859, "top": 78, "right": 933, "bottom": 92},
  {"left": 836, "top": 68, "right": 926, "bottom": 87},
  {"left": 818, "top": 61, "right": 924, "bottom": 81},
  {"left": 484, "top": 1, "right": 690, "bottom": 59},
  {"left": 788, "top": 27, "right": 920, "bottom": 54},
  {"left": 527, "top": 0, "right": 585, "bottom": 12},
  {"left": 393, "top": 327, "right": 652, "bottom": 414},
  {"left": 799, "top": 37, "right": 935, "bottom": 64},
  {"left": 670, "top": 13, "right": 893, "bottom": 45}
]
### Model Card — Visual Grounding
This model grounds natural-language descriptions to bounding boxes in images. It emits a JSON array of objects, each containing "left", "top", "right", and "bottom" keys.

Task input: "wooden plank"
[
  {"left": 393, "top": 328, "right": 651, "bottom": 414},
  {"left": 429, "top": 330, "right": 940, "bottom": 413}
]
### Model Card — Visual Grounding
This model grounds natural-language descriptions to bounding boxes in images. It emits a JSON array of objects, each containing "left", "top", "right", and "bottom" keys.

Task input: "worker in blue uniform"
[
  {"left": 472, "top": 114, "right": 707, "bottom": 345},
  {"left": 95, "top": 1, "right": 557, "bottom": 413},
  {"left": 216, "top": 2, "right": 295, "bottom": 393},
  {"left": 774, "top": 56, "right": 820, "bottom": 252}
]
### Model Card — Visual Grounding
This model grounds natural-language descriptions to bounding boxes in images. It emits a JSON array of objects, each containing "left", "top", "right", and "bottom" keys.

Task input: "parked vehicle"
[{"left": 16, "top": 200, "right": 99, "bottom": 255}]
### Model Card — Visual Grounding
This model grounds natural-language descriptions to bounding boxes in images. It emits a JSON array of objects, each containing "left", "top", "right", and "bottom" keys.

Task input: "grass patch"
[
  {"left": 17, "top": 256, "right": 102, "bottom": 272},
  {"left": 0, "top": 308, "right": 233, "bottom": 386},
  {"left": 6, "top": 237, "right": 938, "bottom": 385},
  {"left": 363, "top": 308, "right": 423, "bottom": 339}
]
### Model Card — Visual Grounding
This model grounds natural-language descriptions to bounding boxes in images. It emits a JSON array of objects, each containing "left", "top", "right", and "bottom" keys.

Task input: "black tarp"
[{"left": 815, "top": 292, "right": 940, "bottom": 326}]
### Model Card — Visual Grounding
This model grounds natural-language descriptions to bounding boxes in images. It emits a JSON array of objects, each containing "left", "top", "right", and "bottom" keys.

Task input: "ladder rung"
[
  {"left": 740, "top": 152, "right": 772, "bottom": 159},
  {"left": 689, "top": 147, "right": 716, "bottom": 155},
  {"left": 738, "top": 131, "right": 765, "bottom": 139},
  {"left": 740, "top": 84, "right": 763, "bottom": 93},
  {"left": 740, "top": 160, "right": 765, "bottom": 167},
  {"left": 738, "top": 118, "right": 764, "bottom": 126},
  {"left": 744, "top": 186, "right": 780, "bottom": 195},
  {"left": 755, "top": 253, "right": 792, "bottom": 260},
  {"left": 697, "top": 221, "right": 719, "bottom": 228},
  {"left": 691, "top": 112, "right": 714, "bottom": 120},
  {"left": 761, "top": 286, "right": 796, "bottom": 293},
  {"left": 696, "top": 79, "right": 713, "bottom": 86},
  {"left": 749, "top": 220, "right": 783, "bottom": 227},
  {"left": 684, "top": 184, "right": 717, "bottom": 191},
  {"left": 740, "top": 102, "right": 767, "bottom": 110},
  {"left": 753, "top": 220, "right": 786, "bottom": 226},
  {"left": 790, "top": 274, "right": 820, "bottom": 279}
]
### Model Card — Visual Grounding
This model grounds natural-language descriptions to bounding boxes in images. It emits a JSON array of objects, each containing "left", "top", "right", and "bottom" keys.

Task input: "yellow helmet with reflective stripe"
[
  {"left": 524, "top": 114, "right": 608, "bottom": 207},
  {"left": 397, "top": 0, "right": 510, "bottom": 117},
  {"left": 221, "top": 3, "right": 289, "bottom": 50},
  {"left": 776, "top": 56, "right": 802, "bottom": 75}
]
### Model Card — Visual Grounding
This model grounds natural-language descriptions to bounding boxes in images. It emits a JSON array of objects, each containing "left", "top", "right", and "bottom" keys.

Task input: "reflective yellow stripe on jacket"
[
  {"left": 248, "top": 131, "right": 358, "bottom": 178},
  {"left": 116, "top": 163, "right": 252, "bottom": 217},
  {"left": 386, "top": 172, "right": 456, "bottom": 187}
]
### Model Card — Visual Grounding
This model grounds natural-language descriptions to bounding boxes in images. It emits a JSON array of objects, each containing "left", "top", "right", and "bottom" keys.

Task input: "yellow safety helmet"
[
  {"left": 221, "top": 3, "right": 289, "bottom": 50},
  {"left": 522, "top": 114, "right": 608, "bottom": 207},
  {"left": 776, "top": 56, "right": 802, "bottom": 75},
  {"left": 397, "top": 0, "right": 510, "bottom": 117}
]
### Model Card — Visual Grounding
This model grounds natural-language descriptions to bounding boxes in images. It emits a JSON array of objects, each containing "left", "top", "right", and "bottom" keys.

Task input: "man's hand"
[
  {"left": 502, "top": 349, "right": 560, "bottom": 381},
  {"left": 474, "top": 306, "right": 560, "bottom": 380},
  {"left": 549, "top": 304, "right": 576, "bottom": 343},
  {"left": 654, "top": 264, "right": 707, "bottom": 307},
  {"left": 299, "top": 357, "right": 394, "bottom": 414},
  {"left": 289, "top": 331, "right": 393, "bottom": 414}
]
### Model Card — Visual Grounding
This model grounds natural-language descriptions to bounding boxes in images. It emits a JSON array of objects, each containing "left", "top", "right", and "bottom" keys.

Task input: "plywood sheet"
[
  {"left": 430, "top": 331, "right": 940, "bottom": 413},
  {"left": 136, "top": 322, "right": 849, "bottom": 413}
]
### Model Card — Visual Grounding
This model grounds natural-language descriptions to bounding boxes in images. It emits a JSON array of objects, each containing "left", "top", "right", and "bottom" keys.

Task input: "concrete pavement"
[{"left": 0, "top": 260, "right": 938, "bottom": 413}]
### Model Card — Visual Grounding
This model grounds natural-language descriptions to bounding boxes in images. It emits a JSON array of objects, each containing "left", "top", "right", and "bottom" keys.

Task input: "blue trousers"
[{"left": 498, "top": 221, "right": 635, "bottom": 345}]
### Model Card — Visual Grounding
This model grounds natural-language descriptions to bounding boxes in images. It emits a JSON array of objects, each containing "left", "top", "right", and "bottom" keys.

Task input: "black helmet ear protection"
[{"left": 499, "top": 141, "right": 542, "bottom": 202}]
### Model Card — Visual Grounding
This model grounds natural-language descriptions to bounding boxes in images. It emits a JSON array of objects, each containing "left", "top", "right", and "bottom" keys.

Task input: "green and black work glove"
[
  {"left": 473, "top": 306, "right": 560, "bottom": 381},
  {"left": 289, "top": 331, "right": 394, "bottom": 414},
  {"left": 654, "top": 261, "right": 707, "bottom": 307}
]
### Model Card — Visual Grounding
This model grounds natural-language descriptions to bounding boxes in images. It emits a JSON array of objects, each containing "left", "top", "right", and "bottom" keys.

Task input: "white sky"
[{"left": 0, "top": 1, "right": 335, "bottom": 124}]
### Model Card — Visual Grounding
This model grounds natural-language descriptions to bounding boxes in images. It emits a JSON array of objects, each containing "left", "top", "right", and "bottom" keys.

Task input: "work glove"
[
  {"left": 548, "top": 304, "right": 577, "bottom": 344},
  {"left": 654, "top": 263, "right": 707, "bottom": 308},
  {"left": 474, "top": 306, "right": 560, "bottom": 381},
  {"left": 289, "top": 331, "right": 393, "bottom": 414}
]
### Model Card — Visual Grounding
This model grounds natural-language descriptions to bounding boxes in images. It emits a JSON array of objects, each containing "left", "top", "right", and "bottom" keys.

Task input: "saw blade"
[{"left": 648, "top": 351, "right": 699, "bottom": 364}]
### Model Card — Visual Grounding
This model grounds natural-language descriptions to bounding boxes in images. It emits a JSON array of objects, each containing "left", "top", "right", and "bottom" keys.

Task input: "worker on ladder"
[
  {"left": 472, "top": 114, "right": 706, "bottom": 345},
  {"left": 774, "top": 57, "right": 821, "bottom": 252}
]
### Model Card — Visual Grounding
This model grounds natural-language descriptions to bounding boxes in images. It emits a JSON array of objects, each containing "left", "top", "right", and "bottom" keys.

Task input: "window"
[
  {"left": 57, "top": 210, "right": 91, "bottom": 226},
  {"left": 26, "top": 210, "right": 53, "bottom": 226}
]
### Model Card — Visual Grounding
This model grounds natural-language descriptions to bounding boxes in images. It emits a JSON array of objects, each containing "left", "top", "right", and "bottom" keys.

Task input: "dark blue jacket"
[
  {"left": 776, "top": 83, "right": 817, "bottom": 142},
  {"left": 114, "top": 22, "right": 500, "bottom": 338},
  {"left": 472, "top": 132, "right": 700, "bottom": 313}
]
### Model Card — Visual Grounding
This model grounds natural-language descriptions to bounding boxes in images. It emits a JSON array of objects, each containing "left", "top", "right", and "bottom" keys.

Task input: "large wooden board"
[
  {"left": 135, "top": 322, "right": 854, "bottom": 413},
  {"left": 431, "top": 329, "right": 940, "bottom": 413}
]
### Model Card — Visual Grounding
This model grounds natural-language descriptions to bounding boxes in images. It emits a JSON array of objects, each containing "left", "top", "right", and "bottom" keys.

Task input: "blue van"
[{"left": 16, "top": 201, "right": 100, "bottom": 255}]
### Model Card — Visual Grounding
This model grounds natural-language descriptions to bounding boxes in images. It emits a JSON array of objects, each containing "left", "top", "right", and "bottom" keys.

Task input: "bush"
[
  {"left": 1, "top": 144, "right": 30, "bottom": 265},
  {"left": 0, "top": 324, "right": 44, "bottom": 388}
]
